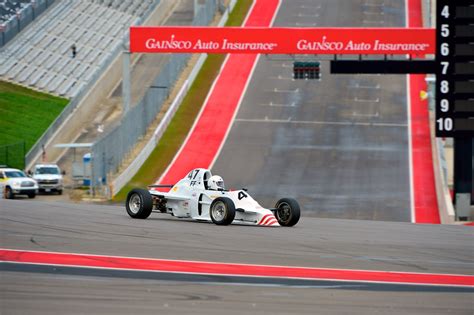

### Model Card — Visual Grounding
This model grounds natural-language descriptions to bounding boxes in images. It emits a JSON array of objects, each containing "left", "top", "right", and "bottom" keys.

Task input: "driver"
[{"left": 208, "top": 175, "right": 225, "bottom": 190}]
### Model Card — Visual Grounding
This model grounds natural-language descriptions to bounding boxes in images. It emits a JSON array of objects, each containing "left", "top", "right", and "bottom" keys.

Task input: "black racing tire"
[
  {"left": 274, "top": 198, "right": 300, "bottom": 227},
  {"left": 126, "top": 188, "right": 153, "bottom": 219},
  {"left": 210, "top": 197, "right": 235, "bottom": 225},
  {"left": 58, "top": 189, "right": 63, "bottom": 195},
  {"left": 27, "top": 192, "right": 36, "bottom": 199},
  {"left": 5, "top": 187, "right": 14, "bottom": 199}
]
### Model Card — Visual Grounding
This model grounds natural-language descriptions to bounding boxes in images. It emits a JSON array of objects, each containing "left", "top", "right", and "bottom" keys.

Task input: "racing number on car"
[
  {"left": 188, "top": 169, "right": 200, "bottom": 180},
  {"left": 188, "top": 170, "right": 200, "bottom": 186},
  {"left": 238, "top": 191, "right": 248, "bottom": 200}
]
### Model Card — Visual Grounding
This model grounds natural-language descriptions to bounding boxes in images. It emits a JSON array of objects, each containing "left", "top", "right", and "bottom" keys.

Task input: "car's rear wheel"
[
  {"left": 126, "top": 188, "right": 153, "bottom": 219},
  {"left": 27, "top": 192, "right": 35, "bottom": 199},
  {"left": 210, "top": 197, "right": 235, "bottom": 225},
  {"left": 274, "top": 198, "right": 300, "bottom": 227}
]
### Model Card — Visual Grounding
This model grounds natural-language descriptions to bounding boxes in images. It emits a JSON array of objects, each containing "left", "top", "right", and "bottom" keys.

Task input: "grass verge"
[
  {"left": 0, "top": 81, "right": 68, "bottom": 168},
  {"left": 114, "top": 0, "right": 253, "bottom": 201}
]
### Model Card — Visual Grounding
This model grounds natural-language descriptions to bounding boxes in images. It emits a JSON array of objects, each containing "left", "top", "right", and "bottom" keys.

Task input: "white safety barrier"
[{"left": 433, "top": 137, "right": 456, "bottom": 223}]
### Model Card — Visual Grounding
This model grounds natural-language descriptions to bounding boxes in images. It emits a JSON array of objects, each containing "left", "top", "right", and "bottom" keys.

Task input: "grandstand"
[
  {"left": 0, "top": 0, "right": 33, "bottom": 24},
  {"left": 0, "top": 0, "right": 157, "bottom": 98}
]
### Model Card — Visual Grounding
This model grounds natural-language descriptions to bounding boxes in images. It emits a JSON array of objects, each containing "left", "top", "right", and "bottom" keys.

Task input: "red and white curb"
[{"left": 1, "top": 249, "right": 473, "bottom": 287}]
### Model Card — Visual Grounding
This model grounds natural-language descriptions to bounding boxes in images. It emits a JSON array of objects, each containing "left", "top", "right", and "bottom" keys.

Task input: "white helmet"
[{"left": 208, "top": 175, "right": 225, "bottom": 190}]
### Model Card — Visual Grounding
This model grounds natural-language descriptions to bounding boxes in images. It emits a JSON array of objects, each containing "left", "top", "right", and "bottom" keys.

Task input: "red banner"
[{"left": 130, "top": 27, "right": 435, "bottom": 55}]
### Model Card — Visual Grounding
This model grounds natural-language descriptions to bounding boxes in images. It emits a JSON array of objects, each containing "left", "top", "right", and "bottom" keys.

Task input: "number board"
[{"left": 436, "top": 0, "right": 474, "bottom": 137}]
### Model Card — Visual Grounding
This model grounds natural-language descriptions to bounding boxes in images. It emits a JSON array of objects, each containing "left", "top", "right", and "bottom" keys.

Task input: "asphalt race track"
[
  {"left": 213, "top": 0, "right": 412, "bottom": 222},
  {"left": 1, "top": 200, "right": 473, "bottom": 314}
]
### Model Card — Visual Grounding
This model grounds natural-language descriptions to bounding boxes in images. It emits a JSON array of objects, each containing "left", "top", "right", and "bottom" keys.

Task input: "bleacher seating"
[
  {"left": 0, "top": 0, "right": 32, "bottom": 24},
  {"left": 0, "top": 0, "right": 157, "bottom": 98}
]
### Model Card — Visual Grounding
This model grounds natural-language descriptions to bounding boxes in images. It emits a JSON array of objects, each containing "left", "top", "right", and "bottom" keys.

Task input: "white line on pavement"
[
  {"left": 260, "top": 102, "right": 296, "bottom": 107},
  {"left": 235, "top": 118, "right": 407, "bottom": 128}
]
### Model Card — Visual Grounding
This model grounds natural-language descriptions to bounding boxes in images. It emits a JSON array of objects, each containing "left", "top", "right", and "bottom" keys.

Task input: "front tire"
[
  {"left": 27, "top": 192, "right": 36, "bottom": 199},
  {"left": 274, "top": 198, "right": 300, "bottom": 227},
  {"left": 126, "top": 188, "right": 153, "bottom": 219},
  {"left": 210, "top": 197, "right": 235, "bottom": 225},
  {"left": 5, "top": 187, "right": 14, "bottom": 199}
]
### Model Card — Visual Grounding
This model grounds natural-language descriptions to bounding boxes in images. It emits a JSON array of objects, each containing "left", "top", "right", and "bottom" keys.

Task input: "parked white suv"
[
  {"left": 0, "top": 168, "right": 39, "bottom": 199},
  {"left": 31, "top": 164, "right": 64, "bottom": 194}
]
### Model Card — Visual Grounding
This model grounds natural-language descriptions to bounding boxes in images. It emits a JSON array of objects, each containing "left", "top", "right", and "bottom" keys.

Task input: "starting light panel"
[{"left": 293, "top": 61, "right": 320, "bottom": 80}]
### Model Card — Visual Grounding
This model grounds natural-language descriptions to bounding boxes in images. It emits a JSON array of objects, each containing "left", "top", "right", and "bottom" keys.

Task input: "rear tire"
[
  {"left": 210, "top": 197, "right": 235, "bottom": 225},
  {"left": 274, "top": 198, "right": 300, "bottom": 227},
  {"left": 58, "top": 189, "right": 63, "bottom": 195},
  {"left": 27, "top": 192, "right": 36, "bottom": 199},
  {"left": 126, "top": 188, "right": 153, "bottom": 219}
]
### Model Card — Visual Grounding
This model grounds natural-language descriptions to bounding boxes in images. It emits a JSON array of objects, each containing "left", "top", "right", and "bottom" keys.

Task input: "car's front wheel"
[
  {"left": 126, "top": 188, "right": 153, "bottom": 219},
  {"left": 274, "top": 198, "right": 300, "bottom": 227},
  {"left": 5, "top": 187, "right": 14, "bottom": 199},
  {"left": 27, "top": 192, "right": 35, "bottom": 199},
  {"left": 210, "top": 197, "right": 235, "bottom": 225}
]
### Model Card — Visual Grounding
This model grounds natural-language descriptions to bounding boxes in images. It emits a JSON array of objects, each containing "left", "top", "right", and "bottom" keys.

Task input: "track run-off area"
[{"left": 2, "top": 0, "right": 473, "bottom": 314}]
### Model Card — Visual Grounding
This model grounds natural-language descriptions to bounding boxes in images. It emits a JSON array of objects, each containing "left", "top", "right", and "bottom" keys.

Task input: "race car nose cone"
[{"left": 258, "top": 214, "right": 280, "bottom": 226}]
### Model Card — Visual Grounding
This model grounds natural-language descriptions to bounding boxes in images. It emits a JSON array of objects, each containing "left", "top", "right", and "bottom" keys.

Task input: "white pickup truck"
[
  {"left": 31, "top": 164, "right": 64, "bottom": 194},
  {"left": 0, "top": 168, "right": 39, "bottom": 199}
]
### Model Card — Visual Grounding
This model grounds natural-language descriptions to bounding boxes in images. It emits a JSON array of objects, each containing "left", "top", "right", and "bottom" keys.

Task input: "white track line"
[
  {"left": 354, "top": 97, "right": 380, "bottom": 103},
  {"left": 352, "top": 111, "right": 379, "bottom": 118},
  {"left": 260, "top": 102, "right": 296, "bottom": 107},
  {"left": 269, "top": 75, "right": 293, "bottom": 80},
  {"left": 349, "top": 84, "right": 380, "bottom": 89},
  {"left": 234, "top": 118, "right": 407, "bottom": 128},
  {"left": 266, "top": 88, "right": 299, "bottom": 93},
  {"left": 297, "top": 13, "right": 320, "bottom": 17}
]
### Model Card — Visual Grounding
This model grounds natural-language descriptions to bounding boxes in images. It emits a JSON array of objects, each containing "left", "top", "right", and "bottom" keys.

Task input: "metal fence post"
[
  {"left": 90, "top": 153, "right": 94, "bottom": 197},
  {"left": 23, "top": 141, "right": 26, "bottom": 170},
  {"left": 122, "top": 49, "right": 131, "bottom": 115}
]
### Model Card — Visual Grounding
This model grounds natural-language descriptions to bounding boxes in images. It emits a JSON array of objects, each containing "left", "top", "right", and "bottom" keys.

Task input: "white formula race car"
[{"left": 125, "top": 168, "right": 300, "bottom": 227}]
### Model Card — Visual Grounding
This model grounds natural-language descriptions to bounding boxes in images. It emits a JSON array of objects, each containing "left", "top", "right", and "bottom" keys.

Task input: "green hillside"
[{"left": 0, "top": 80, "right": 68, "bottom": 149}]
